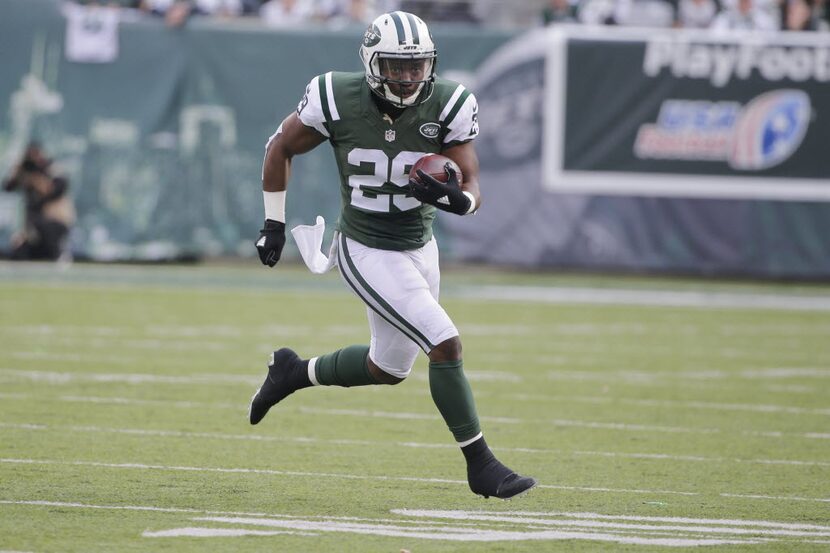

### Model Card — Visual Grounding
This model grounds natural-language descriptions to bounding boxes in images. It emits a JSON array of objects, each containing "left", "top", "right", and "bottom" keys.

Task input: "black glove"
[
  {"left": 409, "top": 165, "right": 472, "bottom": 215},
  {"left": 255, "top": 219, "right": 286, "bottom": 267}
]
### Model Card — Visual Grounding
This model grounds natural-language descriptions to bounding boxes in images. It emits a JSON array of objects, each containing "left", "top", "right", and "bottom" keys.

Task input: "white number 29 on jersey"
[{"left": 347, "top": 149, "right": 424, "bottom": 213}]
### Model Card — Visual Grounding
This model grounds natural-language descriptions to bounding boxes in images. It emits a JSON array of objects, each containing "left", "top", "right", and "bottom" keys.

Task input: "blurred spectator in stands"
[
  {"left": 138, "top": 0, "right": 192, "bottom": 25},
  {"left": 239, "top": 0, "right": 264, "bottom": 14},
  {"left": 323, "top": 0, "right": 376, "bottom": 26},
  {"left": 710, "top": 0, "right": 777, "bottom": 29},
  {"left": 260, "top": 0, "right": 317, "bottom": 26},
  {"left": 2, "top": 142, "right": 75, "bottom": 262},
  {"left": 400, "top": 0, "right": 479, "bottom": 23},
  {"left": 819, "top": 0, "right": 830, "bottom": 28},
  {"left": 344, "top": 0, "right": 375, "bottom": 24},
  {"left": 541, "top": 0, "right": 579, "bottom": 23},
  {"left": 675, "top": 0, "right": 720, "bottom": 27},
  {"left": 577, "top": 0, "right": 617, "bottom": 24},
  {"left": 781, "top": 0, "right": 828, "bottom": 29},
  {"left": 64, "top": 0, "right": 122, "bottom": 62},
  {"left": 192, "top": 0, "right": 244, "bottom": 17},
  {"left": 614, "top": 0, "right": 676, "bottom": 26},
  {"left": 165, "top": 0, "right": 193, "bottom": 25},
  {"left": 73, "top": 0, "right": 140, "bottom": 6},
  {"left": 139, "top": 0, "right": 242, "bottom": 26},
  {"left": 138, "top": 0, "right": 172, "bottom": 16},
  {"left": 374, "top": 0, "right": 402, "bottom": 12}
]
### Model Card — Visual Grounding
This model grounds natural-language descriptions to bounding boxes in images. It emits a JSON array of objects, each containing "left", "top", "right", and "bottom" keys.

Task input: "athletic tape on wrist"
[
  {"left": 263, "top": 190, "right": 286, "bottom": 223},
  {"left": 462, "top": 191, "right": 477, "bottom": 215}
]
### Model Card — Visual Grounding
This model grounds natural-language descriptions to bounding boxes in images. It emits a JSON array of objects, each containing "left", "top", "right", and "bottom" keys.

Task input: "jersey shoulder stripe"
[
  {"left": 438, "top": 84, "right": 467, "bottom": 122},
  {"left": 316, "top": 71, "right": 342, "bottom": 125},
  {"left": 433, "top": 78, "right": 478, "bottom": 145},
  {"left": 297, "top": 75, "right": 329, "bottom": 137},
  {"left": 443, "top": 88, "right": 472, "bottom": 128}
]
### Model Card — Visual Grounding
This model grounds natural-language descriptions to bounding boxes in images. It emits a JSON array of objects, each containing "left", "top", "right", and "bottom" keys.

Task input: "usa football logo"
[{"left": 729, "top": 90, "right": 811, "bottom": 171}]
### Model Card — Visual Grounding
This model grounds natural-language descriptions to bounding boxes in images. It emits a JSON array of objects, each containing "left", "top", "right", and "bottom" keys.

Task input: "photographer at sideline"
[{"left": 2, "top": 142, "right": 76, "bottom": 261}]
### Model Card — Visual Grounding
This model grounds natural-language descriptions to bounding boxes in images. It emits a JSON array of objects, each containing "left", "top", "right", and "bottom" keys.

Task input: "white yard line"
[
  {"left": 0, "top": 499, "right": 495, "bottom": 528},
  {"left": 2, "top": 499, "right": 825, "bottom": 532},
  {"left": 1, "top": 422, "right": 826, "bottom": 467},
  {"left": 548, "top": 417, "right": 721, "bottom": 434},
  {"left": 391, "top": 510, "right": 830, "bottom": 538},
  {"left": 543, "top": 367, "right": 830, "bottom": 383},
  {"left": 458, "top": 286, "right": 830, "bottom": 312},
  {"left": 0, "top": 368, "right": 258, "bottom": 386},
  {"left": 3, "top": 368, "right": 826, "bottom": 416},
  {"left": 1, "top": 392, "right": 827, "bottom": 440},
  {"left": 59, "top": 395, "right": 242, "bottom": 410},
  {"left": 10, "top": 366, "right": 816, "bottom": 394},
  {"left": 538, "top": 395, "right": 830, "bottom": 416},
  {"left": 1, "top": 458, "right": 828, "bottom": 503},
  {"left": 618, "top": 398, "right": 830, "bottom": 416},
  {"left": 4, "top": 262, "right": 830, "bottom": 311},
  {"left": 571, "top": 450, "right": 830, "bottom": 468},
  {"left": 6, "top": 366, "right": 829, "bottom": 392},
  {"left": 742, "top": 368, "right": 830, "bottom": 379},
  {"left": 7, "top": 352, "right": 135, "bottom": 365},
  {"left": 0, "top": 457, "right": 682, "bottom": 497},
  {"left": 720, "top": 493, "right": 830, "bottom": 502},
  {"left": 0, "top": 457, "right": 462, "bottom": 486},
  {"left": 143, "top": 528, "right": 309, "bottom": 537},
  {"left": 10, "top": 337, "right": 229, "bottom": 352},
  {"left": 188, "top": 515, "right": 748, "bottom": 545},
  {"left": 0, "top": 499, "right": 314, "bottom": 518},
  {"left": 2, "top": 500, "right": 828, "bottom": 545},
  {"left": 447, "top": 509, "right": 830, "bottom": 531}
]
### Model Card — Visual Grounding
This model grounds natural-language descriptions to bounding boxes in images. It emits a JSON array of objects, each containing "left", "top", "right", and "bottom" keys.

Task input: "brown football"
[{"left": 409, "top": 154, "right": 463, "bottom": 185}]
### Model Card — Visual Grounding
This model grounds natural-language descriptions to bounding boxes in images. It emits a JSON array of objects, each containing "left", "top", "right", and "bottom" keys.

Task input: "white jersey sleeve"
[
  {"left": 296, "top": 75, "right": 330, "bottom": 138},
  {"left": 442, "top": 89, "right": 479, "bottom": 145}
]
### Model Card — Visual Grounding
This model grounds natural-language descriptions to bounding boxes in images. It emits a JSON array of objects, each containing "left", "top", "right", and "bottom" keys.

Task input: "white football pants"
[{"left": 335, "top": 234, "right": 459, "bottom": 379}]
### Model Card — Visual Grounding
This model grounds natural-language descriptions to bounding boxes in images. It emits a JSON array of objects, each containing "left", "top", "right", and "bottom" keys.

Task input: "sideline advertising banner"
[
  {"left": 543, "top": 28, "right": 830, "bottom": 200},
  {"left": 447, "top": 26, "right": 830, "bottom": 278}
]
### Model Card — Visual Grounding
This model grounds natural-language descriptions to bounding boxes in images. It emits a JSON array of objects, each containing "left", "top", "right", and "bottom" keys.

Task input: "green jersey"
[{"left": 297, "top": 71, "right": 479, "bottom": 251}]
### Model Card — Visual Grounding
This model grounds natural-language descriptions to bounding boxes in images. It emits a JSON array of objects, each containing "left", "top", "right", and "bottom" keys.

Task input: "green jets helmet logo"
[
  {"left": 419, "top": 122, "right": 440, "bottom": 138},
  {"left": 362, "top": 25, "right": 381, "bottom": 47}
]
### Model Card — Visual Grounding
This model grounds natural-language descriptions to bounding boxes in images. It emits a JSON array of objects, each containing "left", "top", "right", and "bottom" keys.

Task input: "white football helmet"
[{"left": 359, "top": 11, "right": 437, "bottom": 107}]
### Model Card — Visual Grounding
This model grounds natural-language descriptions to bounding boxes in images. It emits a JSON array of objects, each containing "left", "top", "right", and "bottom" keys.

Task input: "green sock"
[
  {"left": 429, "top": 360, "right": 481, "bottom": 442},
  {"left": 314, "top": 345, "right": 379, "bottom": 387}
]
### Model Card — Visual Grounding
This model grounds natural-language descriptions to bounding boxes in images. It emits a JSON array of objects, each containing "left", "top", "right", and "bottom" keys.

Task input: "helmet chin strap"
[{"left": 382, "top": 82, "right": 425, "bottom": 107}]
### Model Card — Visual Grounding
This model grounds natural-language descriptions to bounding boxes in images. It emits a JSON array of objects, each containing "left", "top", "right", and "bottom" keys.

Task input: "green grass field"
[{"left": 1, "top": 261, "right": 829, "bottom": 552}]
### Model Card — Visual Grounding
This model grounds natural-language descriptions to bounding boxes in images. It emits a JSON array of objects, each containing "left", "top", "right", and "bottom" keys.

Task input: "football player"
[{"left": 250, "top": 11, "right": 537, "bottom": 500}]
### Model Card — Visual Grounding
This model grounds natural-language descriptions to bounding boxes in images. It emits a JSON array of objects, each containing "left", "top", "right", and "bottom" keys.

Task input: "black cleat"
[
  {"left": 248, "top": 348, "right": 310, "bottom": 425},
  {"left": 468, "top": 457, "right": 538, "bottom": 499},
  {"left": 463, "top": 437, "right": 538, "bottom": 499}
]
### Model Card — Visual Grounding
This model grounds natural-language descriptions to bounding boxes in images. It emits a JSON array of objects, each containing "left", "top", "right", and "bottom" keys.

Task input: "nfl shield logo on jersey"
[{"left": 385, "top": 129, "right": 396, "bottom": 142}]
